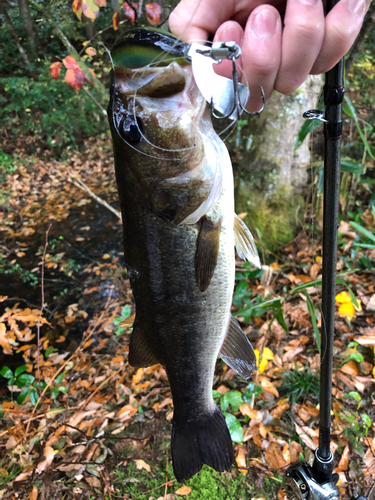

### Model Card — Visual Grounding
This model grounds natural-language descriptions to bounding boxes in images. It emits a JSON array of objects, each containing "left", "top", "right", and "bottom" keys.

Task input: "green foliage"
[
  {"left": 113, "top": 304, "right": 132, "bottom": 336},
  {"left": 0, "top": 64, "right": 108, "bottom": 154},
  {"left": 0, "top": 255, "right": 38, "bottom": 286},
  {"left": 0, "top": 366, "right": 67, "bottom": 405},
  {"left": 278, "top": 364, "right": 320, "bottom": 405},
  {"left": 0, "top": 365, "right": 37, "bottom": 405}
]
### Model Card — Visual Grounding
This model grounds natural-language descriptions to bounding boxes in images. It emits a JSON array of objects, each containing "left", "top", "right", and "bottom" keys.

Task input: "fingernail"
[
  {"left": 252, "top": 8, "right": 278, "bottom": 39},
  {"left": 345, "top": 0, "right": 365, "bottom": 14},
  {"left": 298, "top": 0, "right": 318, "bottom": 6}
]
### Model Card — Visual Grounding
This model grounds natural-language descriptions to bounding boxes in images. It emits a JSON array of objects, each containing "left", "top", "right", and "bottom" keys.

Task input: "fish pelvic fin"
[
  {"left": 128, "top": 321, "right": 159, "bottom": 368},
  {"left": 195, "top": 216, "right": 221, "bottom": 292},
  {"left": 171, "top": 406, "right": 233, "bottom": 482},
  {"left": 234, "top": 213, "right": 261, "bottom": 268},
  {"left": 220, "top": 315, "right": 257, "bottom": 379}
]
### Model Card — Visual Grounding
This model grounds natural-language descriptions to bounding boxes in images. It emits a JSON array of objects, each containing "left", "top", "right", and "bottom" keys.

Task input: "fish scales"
[{"left": 108, "top": 28, "right": 258, "bottom": 482}]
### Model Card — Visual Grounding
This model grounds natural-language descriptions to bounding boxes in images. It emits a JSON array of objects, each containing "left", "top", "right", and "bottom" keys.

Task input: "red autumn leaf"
[
  {"left": 64, "top": 67, "right": 85, "bottom": 90},
  {"left": 145, "top": 2, "right": 161, "bottom": 26},
  {"left": 112, "top": 9, "right": 120, "bottom": 30},
  {"left": 49, "top": 62, "right": 62, "bottom": 81},
  {"left": 72, "top": 0, "right": 83, "bottom": 20},
  {"left": 94, "top": 0, "right": 106, "bottom": 5},
  {"left": 63, "top": 55, "right": 80, "bottom": 71},
  {"left": 85, "top": 46, "right": 96, "bottom": 56},
  {"left": 124, "top": 2, "right": 135, "bottom": 24}
]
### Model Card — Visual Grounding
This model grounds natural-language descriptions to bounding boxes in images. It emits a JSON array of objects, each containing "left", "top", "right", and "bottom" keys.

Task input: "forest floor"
[{"left": 1, "top": 138, "right": 375, "bottom": 500}]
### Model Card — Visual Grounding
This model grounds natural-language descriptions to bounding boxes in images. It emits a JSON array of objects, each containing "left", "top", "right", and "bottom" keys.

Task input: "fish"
[{"left": 108, "top": 28, "right": 260, "bottom": 482}]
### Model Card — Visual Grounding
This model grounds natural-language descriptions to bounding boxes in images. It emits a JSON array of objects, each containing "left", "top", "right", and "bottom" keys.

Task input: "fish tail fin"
[{"left": 171, "top": 406, "right": 233, "bottom": 482}]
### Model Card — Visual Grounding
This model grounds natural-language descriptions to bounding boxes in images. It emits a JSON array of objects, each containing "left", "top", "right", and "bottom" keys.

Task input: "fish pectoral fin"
[
  {"left": 220, "top": 315, "right": 256, "bottom": 379},
  {"left": 128, "top": 321, "right": 159, "bottom": 368},
  {"left": 195, "top": 216, "right": 221, "bottom": 292},
  {"left": 234, "top": 213, "right": 261, "bottom": 268}
]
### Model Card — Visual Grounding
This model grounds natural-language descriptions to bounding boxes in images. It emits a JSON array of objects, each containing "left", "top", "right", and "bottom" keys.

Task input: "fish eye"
[{"left": 119, "top": 117, "right": 144, "bottom": 143}]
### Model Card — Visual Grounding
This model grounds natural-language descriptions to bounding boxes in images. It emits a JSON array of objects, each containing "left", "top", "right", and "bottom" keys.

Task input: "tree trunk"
[
  {"left": 111, "top": 0, "right": 120, "bottom": 12},
  {"left": 17, "top": 0, "right": 38, "bottom": 59},
  {"left": 84, "top": 18, "right": 96, "bottom": 41},
  {"left": 345, "top": 3, "right": 375, "bottom": 73},
  {"left": 232, "top": 75, "right": 323, "bottom": 251},
  {"left": 0, "top": 2, "right": 30, "bottom": 66}
]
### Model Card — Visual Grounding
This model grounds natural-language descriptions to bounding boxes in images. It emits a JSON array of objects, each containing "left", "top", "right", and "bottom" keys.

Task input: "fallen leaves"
[
  {"left": 175, "top": 486, "right": 191, "bottom": 496},
  {"left": 134, "top": 459, "right": 151, "bottom": 472},
  {"left": 35, "top": 446, "right": 55, "bottom": 474}
]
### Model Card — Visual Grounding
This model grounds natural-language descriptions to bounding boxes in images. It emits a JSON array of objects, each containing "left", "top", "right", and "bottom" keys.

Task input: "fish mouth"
[{"left": 109, "top": 62, "right": 207, "bottom": 160}]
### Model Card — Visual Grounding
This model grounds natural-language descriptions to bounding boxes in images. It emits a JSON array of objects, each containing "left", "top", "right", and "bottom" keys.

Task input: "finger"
[
  {"left": 311, "top": 0, "right": 368, "bottom": 74},
  {"left": 241, "top": 6, "right": 282, "bottom": 112},
  {"left": 275, "top": 0, "right": 325, "bottom": 95},
  {"left": 169, "top": 0, "right": 233, "bottom": 43},
  {"left": 213, "top": 21, "right": 244, "bottom": 80}
]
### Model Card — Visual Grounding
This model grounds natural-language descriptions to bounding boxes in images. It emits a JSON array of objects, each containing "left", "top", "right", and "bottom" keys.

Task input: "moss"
[
  {"left": 235, "top": 181, "right": 303, "bottom": 252},
  {"left": 115, "top": 461, "right": 281, "bottom": 499}
]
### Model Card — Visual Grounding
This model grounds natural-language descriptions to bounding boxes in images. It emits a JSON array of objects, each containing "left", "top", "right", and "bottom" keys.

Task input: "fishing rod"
[{"left": 285, "top": 0, "right": 369, "bottom": 499}]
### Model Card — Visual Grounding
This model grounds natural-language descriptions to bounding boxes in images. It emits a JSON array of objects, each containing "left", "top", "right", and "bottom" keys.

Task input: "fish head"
[{"left": 108, "top": 28, "right": 221, "bottom": 223}]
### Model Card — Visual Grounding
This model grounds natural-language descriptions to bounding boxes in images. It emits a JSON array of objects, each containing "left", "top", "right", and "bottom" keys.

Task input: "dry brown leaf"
[
  {"left": 270, "top": 403, "right": 290, "bottom": 419},
  {"left": 175, "top": 486, "right": 192, "bottom": 496},
  {"left": 134, "top": 459, "right": 151, "bottom": 472},
  {"left": 36, "top": 446, "right": 55, "bottom": 474},
  {"left": 29, "top": 485, "right": 38, "bottom": 500},
  {"left": 340, "top": 361, "right": 359, "bottom": 376},
  {"left": 0, "top": 323, "right": 12, "bottom": 355},
  {"left": 264, "top": 442, "right": 287, "bottom": 469},
  {"left": 235, "top": 448, "right": 248, "bottom": 475},
  {"left": 336, "top": 445, "right": 349, "bottom": 472},
  {"left": 239, "top": 404, "right": 260, "bottom": 420},
  {"left": 277, "top": 488, "right": 288, "bottom": 500},
  {"left": 85, "top": 476, "right": 102, "bottom": 489},
  {"left": 295, "top": 424, "right": 318, "bottom": 450},
  {"left": 259, "top": 377, "right": 279, "bottom": 397}
]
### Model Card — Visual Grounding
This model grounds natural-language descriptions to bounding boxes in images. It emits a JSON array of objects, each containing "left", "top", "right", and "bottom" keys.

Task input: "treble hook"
[{"left": 198, "top": 42, "right": 265, "bottom": 121}]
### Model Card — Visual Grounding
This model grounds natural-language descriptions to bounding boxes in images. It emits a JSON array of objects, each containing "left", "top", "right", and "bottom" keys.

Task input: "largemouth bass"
[{"left": 108, "top": 28, "right": 260, "bottom": 482}]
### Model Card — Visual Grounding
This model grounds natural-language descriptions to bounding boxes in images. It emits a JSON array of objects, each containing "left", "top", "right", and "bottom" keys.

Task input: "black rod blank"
[{"left": 317, "top": 0, "right": 345, "bottom": 462}]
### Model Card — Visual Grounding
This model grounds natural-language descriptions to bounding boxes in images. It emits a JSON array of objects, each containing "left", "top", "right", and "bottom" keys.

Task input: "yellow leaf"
[
  {"left": 338, "top": 302, "right": 355, "bottom": 321},
  {"left": 102, "top": 253, "right": 111, "bottom": 259},
  {"left": 315, "top": 256, "right": 322, "bottom": 264},
  {"left": 254, "top": 349, "right": 272, "bottom": 373},
  {"left": 262, "top": 347, "right": 274, "bottom": 360},
  {"left": 335, "top": 291, "right": 351, "bottom": 304},
  {"left": 134, "top": 459, "right": 151, "bottom": 472},
  {"left": 175, "top": 486, "right": 192, "bottom": 496}
]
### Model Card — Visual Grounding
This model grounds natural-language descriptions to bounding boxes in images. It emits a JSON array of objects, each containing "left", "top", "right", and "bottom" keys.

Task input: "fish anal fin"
[
  {"left": 128, "top": 321, "right": 159, "bottom": 368},
  {"left": 195, "top": 216, "right": 221, "bottom": 292},
  {"left": 234, "top": 213, "right": 261, "bottom": 268},
  {"left": 220, "top": 315, "right": 256, "bottom": 379}
]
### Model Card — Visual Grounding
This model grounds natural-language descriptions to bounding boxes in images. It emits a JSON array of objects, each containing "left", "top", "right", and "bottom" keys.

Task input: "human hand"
[{"left": 169, "top": 0, "right": 370, "bottom": 111}]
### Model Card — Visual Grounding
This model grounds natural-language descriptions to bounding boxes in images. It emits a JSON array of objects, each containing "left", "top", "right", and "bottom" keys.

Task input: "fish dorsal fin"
[
  {"left": 195, "top": 216, "right": 221, "bottom": 292},
  {"left": 234, "top": 214, "right": 261, "bottom": 268},
  {"left": 128, "top": 320, "right": 159, "bottom": 368},
  {"left": 220, "top": 315, "right": 256, "bottom": 379}
]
